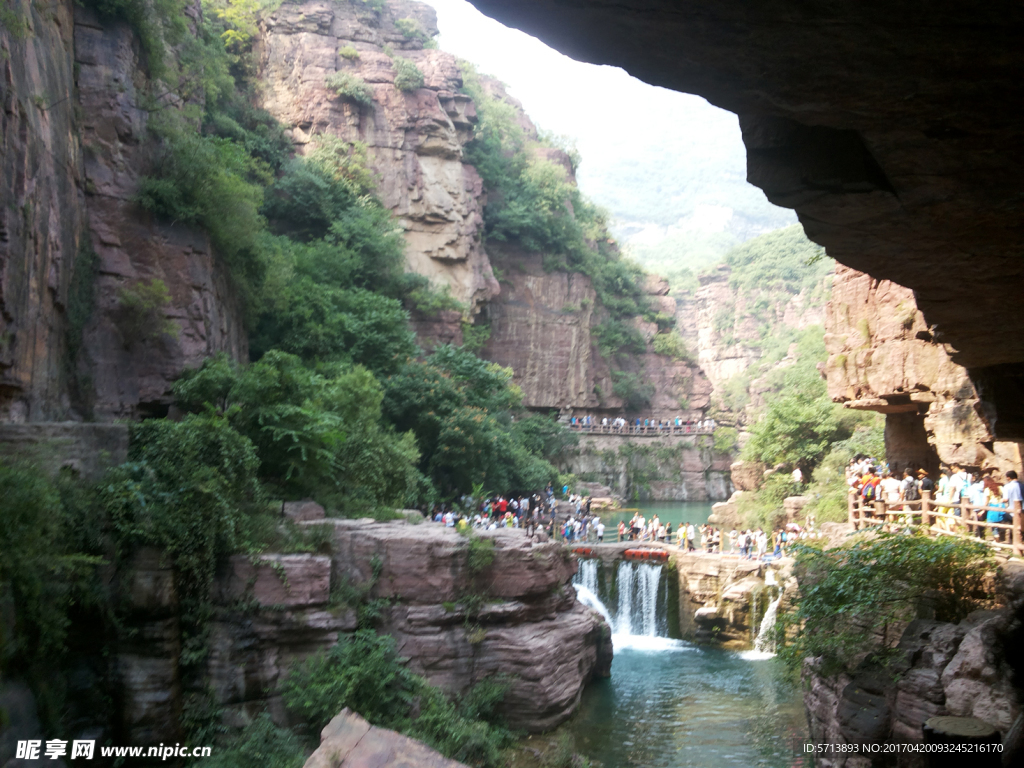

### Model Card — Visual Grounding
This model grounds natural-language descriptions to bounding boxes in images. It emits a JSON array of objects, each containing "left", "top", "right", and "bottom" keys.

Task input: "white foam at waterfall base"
[{"left": 740, "top": 591, "right": 782, "bottom": 661}]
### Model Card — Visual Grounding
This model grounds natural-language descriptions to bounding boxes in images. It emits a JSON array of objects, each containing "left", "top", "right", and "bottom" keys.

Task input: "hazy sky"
[{"left": 424, "top": 0, "right": 793, "bottom": 244}]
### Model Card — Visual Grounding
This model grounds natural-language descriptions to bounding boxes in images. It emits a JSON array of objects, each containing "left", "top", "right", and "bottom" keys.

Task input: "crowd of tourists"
[
  {"left": 429, "top": 485, "right": 606, "bottom": 542},
  {"left": 616, "top": 511, "right": 822, "bottom": 561},
  {"left": 567, "top": 416, "right": 716, "bottom": 434},
  {"left": 847, "top": 455, "right": 1022, "bottom": 543}
]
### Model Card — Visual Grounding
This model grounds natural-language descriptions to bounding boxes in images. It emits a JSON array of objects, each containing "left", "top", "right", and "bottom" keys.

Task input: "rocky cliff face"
[
  {"left": 76, "top": 7, "right": 248, "bottom": 420},
  {"left": 482, "top": 249, "right": 710, "bottom": 414},
  {"left": 254, "top": 0, "right": 709, "bottom": 417},
  {"left": 675, "top": 263, "right": 828, "bottom": 424},
  {"left": 568, "top": 432, "right": 732, "bottom": 501},
  {"left": 823, "top": 265, "right": 1023, "bottom": 473},
  {"left": 804, "top": 601, "right": 1022, "bottom": 765},
  {"left": 116, "top": 519, "right": 610, "bottom": 740},
  {"left": 255, "top": 0, "right": 498, "bottom": 314},
  {"left": 0, "top": 0, "right": 247, "bottom": 423},
  {"left": 1, "top": 0, "right": 84, "bottom": 421}
]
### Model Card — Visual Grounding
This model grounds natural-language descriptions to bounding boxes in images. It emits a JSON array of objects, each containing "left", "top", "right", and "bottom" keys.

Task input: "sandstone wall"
[
  {"left": 115, "top": 519, "right": 610, "bottom": 740},
  {"left": 567, "top": 432, "right": 733, "bottom": 501},
  {"left": 255, "top": 0, "right": 499, "bottom": 314},
  {"left": 823, "top": 265, "right": 1023, "bottom": 473},
  {"left": 0, "top": 1, "right": 247, "bottom": 423},
  {"left": 675, "top": 263, "right": 828, "bottom": 425},
  {"left": 0, "top": 0, "right": 84, "bottom": 421}
]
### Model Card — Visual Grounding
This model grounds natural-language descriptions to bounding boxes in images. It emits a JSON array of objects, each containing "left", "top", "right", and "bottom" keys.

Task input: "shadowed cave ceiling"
[{"left": 467, "top": 0, "right": 1024, "bottom": 437}]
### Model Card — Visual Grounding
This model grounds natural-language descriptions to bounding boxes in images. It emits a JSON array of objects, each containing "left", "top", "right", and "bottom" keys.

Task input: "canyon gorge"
[{"left": 2, "top": 0, "right": 1024, "bottom": 765}]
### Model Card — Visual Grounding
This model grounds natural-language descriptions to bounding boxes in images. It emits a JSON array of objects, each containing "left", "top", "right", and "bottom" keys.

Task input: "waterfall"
[
  {"left": 743, "top": 590, "right": 782, "bottom": 660},
  {"left": 574, "top": 560, "right": 614, "bottom": 627},
  {"left": 615, "top": 560, "right": 662, "bottom": 636},
  {"left": 574, "top": 558, "right": 683, "bottom": 652}
]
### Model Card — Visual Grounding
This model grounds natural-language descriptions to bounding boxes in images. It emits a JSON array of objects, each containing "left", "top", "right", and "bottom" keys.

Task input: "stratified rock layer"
[
  {"left": 824, "top": 265, "right": 1023, "bottom": 472},
  {"left": 328, "top": 520, "right": 612, "bottom": 732},
  {"left": 256, "top": 0, "right": 498, "bottom": 312},
  {"left": 115, "top": 519, "right": 610, "bottom": 738}
]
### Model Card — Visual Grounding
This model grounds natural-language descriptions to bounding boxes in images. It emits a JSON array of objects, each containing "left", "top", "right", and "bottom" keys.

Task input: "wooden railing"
[
  {"left": 848, "top": 490, "right": 1023, "bottom": 558},
  {"left": 567, "top": 423, "right": 715, "bottom": 436}
]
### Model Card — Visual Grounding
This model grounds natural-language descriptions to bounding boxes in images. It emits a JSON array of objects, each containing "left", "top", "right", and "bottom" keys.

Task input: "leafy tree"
[
  {"left": 136, "top": 126, "right": 270, "bottom": 273},
  {"left": 651, "top": 330, "right": 690, "bottom": 360},
  {"left": 393, "top": 57, "right": 424, "bottom": 92},
  {"left": 102, "top": 413, "right": 265, "bottom": 669},
  {"left": 382, "top": 347, "right": 557, "bottom": 498},
  {"left": 252, "top": 282, "right": 415, "bottom": 376},
  {"left": 801, "top": 421, "right": 885, "bottom": 523},
  {"left": 611, "top": 370, "right": 654, "bottom": 411},
  {"left": 325, "top": 71, "right": 374, "bottom": 106},
  {"left": 282, "top": 630, "right": 515, "bottom": 768},
  {"left": 0, "top": 464, "right": 101, "bottom": 679},
  {"left": 725, "top": 224, "right": 831, "bottom": 294},
  {"left": 205, "top": 714, "right": 305, "bottom": 768},
  {"left": 174, "top": 351, "right": 420, "bottom": 508}
]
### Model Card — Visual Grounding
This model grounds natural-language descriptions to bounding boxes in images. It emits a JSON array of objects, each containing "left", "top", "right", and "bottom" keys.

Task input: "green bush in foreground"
[
  {"left": 282, "top": 630, "right": 515, "bottom": 768},
  {"left": 205, "top": 714, "right": 305, "bottom": 768},
  {"left": 776, "top": 532, "right": 995, "bottom": 677}
]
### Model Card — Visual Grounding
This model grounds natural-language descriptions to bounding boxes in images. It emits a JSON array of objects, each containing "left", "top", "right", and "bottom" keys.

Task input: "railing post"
[
  {"left": 960, "top": 496, "right": 970, "bottom": 535},
  {"left": 921, "top": 490, "right": 932, "bottom": 531},
  {"left": 848, "top": 489, "right": 857, "bottom": 528},
  {"left": 1013, "top": 501, "right": 1022, "bottom": 559},
  {"left": 875, "top": 500, "right": 886, "bottom": 529}
]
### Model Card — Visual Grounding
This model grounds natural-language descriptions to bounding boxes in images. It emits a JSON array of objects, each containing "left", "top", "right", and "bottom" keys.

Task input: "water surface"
[
  {"left": 594, "top": 500, "right": 714, "bottom": 539},
  {"left": 567, "top": 646, "right": 808, "bottom": 768}
]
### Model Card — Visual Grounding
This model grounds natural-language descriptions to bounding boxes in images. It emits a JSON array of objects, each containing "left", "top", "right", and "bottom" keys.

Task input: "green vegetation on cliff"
[
  {"left": 776, "top": 532, "right": 995, "bottom": 676},
  {"left": 461, "top": 66, "right": 649, "bottom": 325},
  {"left": 0, "top": 1, "right": 575, "bottom": 756},
  {"left": 282, "top": 631, "right": 514, "bottom": 767}
]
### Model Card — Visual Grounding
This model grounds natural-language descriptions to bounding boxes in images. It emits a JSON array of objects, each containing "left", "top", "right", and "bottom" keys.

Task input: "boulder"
[
  {"left": 730, "top": 460, "right": 765, "bottom": 491},
  {"left": 708, "top": 492, "right": 743, "bottom": 529},
  {"left": 783, "top": 495, "right": 812, "bottom": 522},
  {"left": 304, "top": 708, "right": 468, "bottom": 768},
  {"left": 282, "top": 499, "right": 326, "bottom": 523}
]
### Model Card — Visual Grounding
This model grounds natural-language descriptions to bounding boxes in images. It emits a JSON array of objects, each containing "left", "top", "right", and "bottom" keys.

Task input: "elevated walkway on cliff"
[{"left": 566, "top": 423, "right": 715, "bottom": 438}]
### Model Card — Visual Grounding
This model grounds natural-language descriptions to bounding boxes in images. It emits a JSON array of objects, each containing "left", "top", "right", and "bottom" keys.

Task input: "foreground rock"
[
  {"left": 805, "top": 612, "right": 1022, "bottom": 767},
  {"left": 305, "top": 708, "right": 467, "bottom": 768},
  {"left": 328, "top": 520, "right": 612, "bottom": 732},
  {"left": 116, "top": 519, "right": 611, "bottom": 741}
]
